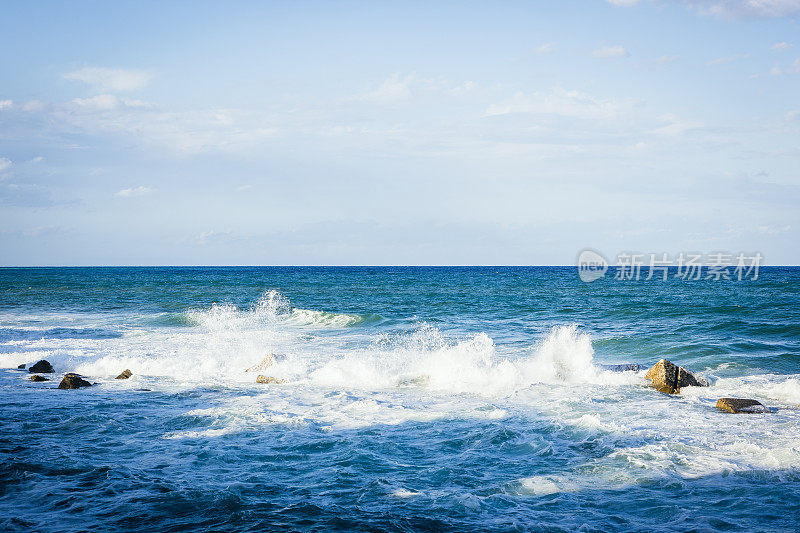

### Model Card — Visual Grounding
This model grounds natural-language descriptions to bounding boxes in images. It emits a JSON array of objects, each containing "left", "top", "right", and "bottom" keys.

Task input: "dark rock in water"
[
  {"left": 115, "top": 369, "right": 133, "bottom": 380},
  {"left": 645, "top": 359, "right": 705, "bottom": 394},
  {"left": 58, "top": 373, "right": 92, "bottom": 389},
  {"left": 29, "top": 360, "right": 54, "bottom": 373},
  {"left": 30, "top": 374, "right": 49, "bottom": 382},
  {"left": 256, "top": 375, "right": 284, "bottom": 384},
  {"left": 17, "top": 364, "right": 26, "bottom": 370},
  {"left": 601, "top": 364, "right": 642, "bottom": 372},
  {"left": 716, "top": 398, "right": 766, "bottom": 414}
]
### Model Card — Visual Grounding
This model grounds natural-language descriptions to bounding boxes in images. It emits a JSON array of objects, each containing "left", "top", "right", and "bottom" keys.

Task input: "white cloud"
[
  {"left": 70, "top": 94, "right": 150, "bottom": 111},
  {"left": 235, "top": 184, "right": 252, "bottom": 192},
  {"left": 706, "top": 53, "right": 751, "bottom": 65},
  {"left": 114, "top": 186, "right": 154, "bottom": 198},
  {"left": 0, "top": 100, "right": 12, "bottom": 110},
  {"left": 532, "top": 43, "right": 555, "bottom": 54},
  {"left": 52, "top": 99, "right": 277, "bottom": 153},
  {"left": 592, "top": 45, "right": 629, "bottom": 58},
  {"left": 63, "top": 67, "right": 153, "bottom": 92},
  {"left": 19, "top": 100, "right": 46, "bottom": 112},
  {"left": 484, "top": 87, "right": 628, "bottom": 120},
  {"left": 351, "top": 73, "right": 467, "bottom": 103},
  {"left": 757, "top": 224, "right": 791, "bottom": 234},
  {"left": 653, "top": 54, "right": 679, "bottom": 63},
  {"left": 0, "top": 158, "right": 11, "bottom": 173},
  {"left": 680, "top": 0, "right": 800, "bottom": 18},
  {"left": 770, "top": 57, "right": 800, "bottom": 75},
  {"left": 446, "top": 80, "right": 476, "bottom": 95},
  {"left": 196, "top": 229, "right": 232, "bottom": 244},
  {"left": 652, "top": 115, "right": 706, "bottom": 135},
  {"left": 607, "top": 0, "right": 800, "bottom": 18},
  {"left": 359, "top": 73, "right": 415, "bottom": 102},
  {"left": 772, "top": 42, "right": 793, "bottom": 51}
]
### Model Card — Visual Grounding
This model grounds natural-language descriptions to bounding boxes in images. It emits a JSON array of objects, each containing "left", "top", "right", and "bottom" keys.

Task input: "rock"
[
  {"left": 115, "top": 369, "right": 133, "bottom": 380},
  {"left": 29, "top": 360, "right": 54, "bottom": 373},
  {"left": 246, "top": 355, "right": 276, "bottom": 373},
  {"left": 256, "top": 375, "right": 283, "bottom": 384},
  {"left": 17, "top": 364, "right": 26, "bottom": 370},
  {"left": 601, "top": 364, "right": 642, "bottom": 372},
  {"left": 58, "top": 373, "right": 92, "bottom": 389},
  {"left": 716, "top": 398, "right": 766, "bottom": 414},
  {"left": 30, "top": 375, "right": 49, "bottom": 382},
  {"left": 645, "top": 359, "right": 705, "bottom": 394}
]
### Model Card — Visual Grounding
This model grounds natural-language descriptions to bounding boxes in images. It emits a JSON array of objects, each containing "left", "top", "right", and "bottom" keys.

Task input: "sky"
[{"left": 1, "top": 0, "right": 799, "bottom": 266}]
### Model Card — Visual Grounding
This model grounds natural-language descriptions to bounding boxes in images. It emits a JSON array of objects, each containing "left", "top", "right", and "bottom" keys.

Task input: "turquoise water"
[{"left": 1, "top": 267, "right": 799, "bottom": 532}]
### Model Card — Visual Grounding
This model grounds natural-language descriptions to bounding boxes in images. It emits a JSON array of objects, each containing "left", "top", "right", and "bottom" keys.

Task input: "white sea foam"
[
  {"left": 0, "top": 293, "right": 650, "bottom": 394},
  {"left": 518, "top": 476, "right": 573, "bottom": 496},
  {"left": 163, "top": 428, "right": 236, "bottom": 440},
  {"left": 391, "top": 488, "right": 421, "bottom": 498}
]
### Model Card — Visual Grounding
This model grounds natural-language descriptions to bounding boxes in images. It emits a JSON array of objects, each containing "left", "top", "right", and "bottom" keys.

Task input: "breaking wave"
[{"left": 53, "top": 291, "right": 642, "bottom": 395}]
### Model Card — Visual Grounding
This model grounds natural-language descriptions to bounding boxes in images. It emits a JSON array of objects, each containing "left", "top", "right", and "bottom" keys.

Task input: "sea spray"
[{"left": 42, "top": 290, "right": 646, "bottom": 392}]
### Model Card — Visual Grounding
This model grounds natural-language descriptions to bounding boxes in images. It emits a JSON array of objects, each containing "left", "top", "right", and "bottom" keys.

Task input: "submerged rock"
[
  {"left": 601, "top": 364, "right": 642, "bottom": 372},
  {"left": 246, "top": 355, "right": 276, "bottom": 373},
  {"left": 115, "top": 369, "right": 133, "bottom": 380},
  {"left": 645, "top": 359, "right": 705, "bottom": 394},
  {"left": 30, "top": 374, "right": 49, "bottom": 382},
  {"left": 716, "top": 398, "right": 766, "bottom": 414},
  {"left": 58, "top": 373, "right": 92, "bottom": 389},
  {"left": 29, "top": 360, "right": 54, "bottom": 373},
  {"left": 256, "top": 375, "right": 284, "bottom": 384}
]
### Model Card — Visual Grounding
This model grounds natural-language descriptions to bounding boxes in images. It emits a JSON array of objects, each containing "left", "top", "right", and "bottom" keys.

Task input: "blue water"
[{"left": 1, "top": 267, "right": 799, "bottom": 532}]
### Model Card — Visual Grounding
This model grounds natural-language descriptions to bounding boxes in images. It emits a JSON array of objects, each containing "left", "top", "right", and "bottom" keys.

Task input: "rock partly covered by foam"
[
  {"left": 716, "top": 398, "right": 766, "bottom": 414},
  {"left": 256, "top": 375, "right": 283, "bottom": 384},
  {"left": 58, "top": 373, "right": 92, "bottom": 389},
  {"left": 115, "top": 369, "right": 133, "bottom": 380},
  {"left": 29, "top": 360, "right": 54, "bottom": 373},
  {"left": 246, "top": 355, "right": 276, "bottom": 373},
  {"left": 30, "top": 375, "right": 49, "bottom": 382},
  {"left": 17, "top": 364, "right": 26, "bottom": 370},
  {"left": 645, "top": 359, "right": 705, "bottom": 394}
]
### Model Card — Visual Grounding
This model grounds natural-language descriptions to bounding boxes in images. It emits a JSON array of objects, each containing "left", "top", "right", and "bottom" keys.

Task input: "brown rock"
[
  {"left": 115, "top": 369, "right": 133, "bottom": 380},
  {"left": 645, "top": 359, "right": 705, "bottom": 394},
  {"left": 29, "top": 360, "right": 54, "bottom": 373},
  {"left": 716, "top": 398, "right": 766, "bottom": 414},
  {"left": 58, "top": 373, "right": 92, "bottom": 389},
  {"left": 256, "top": 375, "right": 283, "bottom": 384},
  {"left": 30, "top": 375, "right": 49, "bottom": 382}
]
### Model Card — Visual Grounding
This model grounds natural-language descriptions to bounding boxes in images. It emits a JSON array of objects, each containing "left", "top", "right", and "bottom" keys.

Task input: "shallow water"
[{"left": 1, "top": 267, "right": 799, "bottom": 532}]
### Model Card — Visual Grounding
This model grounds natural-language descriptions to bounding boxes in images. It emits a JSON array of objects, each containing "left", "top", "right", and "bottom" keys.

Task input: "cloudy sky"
[{"left": 1, "top": 0, "right": 799, "bottom": 265}]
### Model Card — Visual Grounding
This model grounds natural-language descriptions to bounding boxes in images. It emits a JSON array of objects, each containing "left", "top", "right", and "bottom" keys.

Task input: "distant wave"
[
  {"left": 0, "top": 327, "right": 122, "bottom": 342},
  {"left": 183, "top": 290, "right": 378, "bottom": 330}
]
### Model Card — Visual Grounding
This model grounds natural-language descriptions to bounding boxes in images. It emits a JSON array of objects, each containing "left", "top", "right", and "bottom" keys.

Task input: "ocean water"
[{"left": 1, "top": 266, "right": 799, "bottom": 532}]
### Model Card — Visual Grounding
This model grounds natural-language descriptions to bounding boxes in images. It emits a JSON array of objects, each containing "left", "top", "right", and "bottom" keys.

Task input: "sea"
[{"left": 1, "top": 266, "right": 798, "bottom": 532}]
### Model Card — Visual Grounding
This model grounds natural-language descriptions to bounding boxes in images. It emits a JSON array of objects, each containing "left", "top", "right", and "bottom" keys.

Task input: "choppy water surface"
[{"left": 1, "top": 267, "right": 799, "bottom": 532}]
